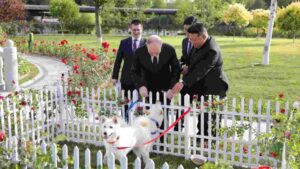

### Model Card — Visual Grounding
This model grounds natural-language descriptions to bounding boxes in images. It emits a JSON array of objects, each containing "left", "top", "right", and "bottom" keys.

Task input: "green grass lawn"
[
  {"left": 15, "top": 35, "right": 300, "bottom": 102},
  {"left": 18, "top": 57, "right": 39, "bottom": 84}
]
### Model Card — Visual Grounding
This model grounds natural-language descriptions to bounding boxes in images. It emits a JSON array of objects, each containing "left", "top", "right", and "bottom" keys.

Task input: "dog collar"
[
  {"left": 107, "top": 136, "right": 120, "bottom": 145},
  {"left": 149, "top": 117, "right": 160, "bottom": 128}
]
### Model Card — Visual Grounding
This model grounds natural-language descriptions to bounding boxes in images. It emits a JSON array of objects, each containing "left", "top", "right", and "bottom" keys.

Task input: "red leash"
[{"left": 117, "top": 107, "right": 191, "bottom": 150}]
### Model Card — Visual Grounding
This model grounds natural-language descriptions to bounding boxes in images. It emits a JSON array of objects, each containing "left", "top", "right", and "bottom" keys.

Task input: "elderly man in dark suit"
[
  {"left": 172, "top": 23, "right": 229, "bottom": 137},
  {"left": 131, "top": 35, "right": 180, "bottom": 103},
  {"left": 112, "top": 19, "right": 146, "bottom": 121}
]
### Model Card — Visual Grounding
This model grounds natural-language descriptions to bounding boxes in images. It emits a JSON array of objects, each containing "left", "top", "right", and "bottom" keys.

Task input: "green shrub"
[{"left": 66, "top": 13, "right": 95, "bottom": 34}]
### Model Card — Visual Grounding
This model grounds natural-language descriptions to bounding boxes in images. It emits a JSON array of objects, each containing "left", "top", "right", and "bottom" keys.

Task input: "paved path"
[{"left": 19, "top": 54, "right": 69, "bottom": 91}]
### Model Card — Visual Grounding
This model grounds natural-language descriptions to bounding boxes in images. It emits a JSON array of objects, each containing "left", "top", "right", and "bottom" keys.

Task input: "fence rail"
[{"left": 0, "top": 85, "right": 296, "bottom": 168}]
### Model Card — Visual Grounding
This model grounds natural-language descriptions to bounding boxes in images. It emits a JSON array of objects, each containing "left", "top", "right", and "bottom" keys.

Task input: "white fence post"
[
  {"left": 62, "top": 144, "right": 68, "bottom": 169},
  {"left": 85, "top": 148, "right": 91, "bottom": 169},
  {"left": 74, "top": 146, "right": 80, "bottom": 169},
  {"left": 134, "top": 157, "right": 141, "bottom": 169},
  {"left": 3, "top": 40, "right": 18, "bottom": 91},
  {"left": 108, "top": 152, "right": 115, "bottom": 169},
  {"left": 96, "top": 150, "right": 103, "bottom": 169},
  {"left": 52, "top": 143, "right": 58, "bottom": 167},
  {"left": 162, "top": 162, "right": 169, "bottom": 169},
  {"left": 184, "top": 94, "right": 191, "bottom": 160},
  {"left": 0, "top": 46, "right": 4, "bottom": 90}
]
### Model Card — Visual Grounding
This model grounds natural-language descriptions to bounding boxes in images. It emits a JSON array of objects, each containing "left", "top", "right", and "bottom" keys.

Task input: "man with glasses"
[{"left": 112, "top": 19, "right": 146, "bottom": 121}]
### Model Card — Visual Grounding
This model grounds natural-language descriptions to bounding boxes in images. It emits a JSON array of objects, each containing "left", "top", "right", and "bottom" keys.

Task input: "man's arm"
[
  {"left": 111, "top": 41, "right": 124, "bottom": 81},
  {"left": 169, "top": 47, "right": 181, "bottom": 89},
  {"left": 131, "top": 52, "right": 147, "bottom": 89},
  {"left": 183, "top": 50, "right": 219, "bottom": 87}
]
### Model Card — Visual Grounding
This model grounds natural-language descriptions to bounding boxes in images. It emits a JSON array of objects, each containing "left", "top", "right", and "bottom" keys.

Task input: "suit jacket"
[
  {"left": 131, "top": 43, "right": 180, "bottom": 92},
  {"left": 112, "top": 37, "right": 146, "bottom": 85},
  {"left": 182, "top": 36, "right": 229, "bottom": 98},
  {"left": 179, "top": 37, "right": 191, "bottom": 66}
]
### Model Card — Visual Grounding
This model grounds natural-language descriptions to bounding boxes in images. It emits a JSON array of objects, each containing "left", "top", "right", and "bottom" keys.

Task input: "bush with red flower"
[{"left": 257, "top": 93, "right": 300, "bottom": 168}]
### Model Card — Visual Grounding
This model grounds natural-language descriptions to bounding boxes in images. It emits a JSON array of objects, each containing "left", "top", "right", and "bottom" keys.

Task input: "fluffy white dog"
[{"left": 100, "top": 102, "right": 163, "bottom": 168}]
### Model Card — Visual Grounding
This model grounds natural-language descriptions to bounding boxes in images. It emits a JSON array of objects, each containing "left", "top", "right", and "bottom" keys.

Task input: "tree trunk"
[
  {"left": 95, "top": 3, "right": 102, "bottom": 43},
  {"left": 262, "top": 0, "right": 277, "bottom": 65}
]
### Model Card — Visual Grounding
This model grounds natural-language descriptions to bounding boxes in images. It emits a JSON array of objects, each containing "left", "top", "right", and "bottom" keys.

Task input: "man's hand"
[
  {"left": 181, "top": 65, "right": 188, "bottom": 75},
  {"left": 166, "top": 89, "right": 174, "bottom": 100},
  {"left": 139, "top": 86, "right": 148, "bottom": 97},
  {"left": 172, "top": 82, "right": 184, "bottom": 95}
]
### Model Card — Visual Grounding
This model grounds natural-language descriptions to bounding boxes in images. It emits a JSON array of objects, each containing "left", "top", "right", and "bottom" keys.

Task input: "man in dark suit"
[
  {"left": 172, "top": 23, "right": 229, "bottom": 137},
  {"left": 131, "top": 35, "right": 180, "bottom": 103},
  {"left": 131, "top": 35, "right": 180, "bottom": 145},
  {"left": 112, "top": 19, "right": 146, "bottom": 121},
  {"left": 180, "top": 16, "right": 198, "bottom": 75}
]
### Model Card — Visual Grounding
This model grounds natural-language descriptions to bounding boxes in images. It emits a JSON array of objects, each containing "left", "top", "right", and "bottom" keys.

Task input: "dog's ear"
[
  {"left": 112, "top": 116, "right": 121, "bottom": 124},
  {"left": 144, "top": 110, "right": 151, "bottom": 115},
  {"left": 99, "top": 116, "right": 108, "bottom": 123}
]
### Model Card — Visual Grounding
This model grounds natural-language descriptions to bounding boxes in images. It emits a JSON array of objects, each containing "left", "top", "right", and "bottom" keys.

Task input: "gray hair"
[{"left": 146, "top": 35, "right": 162, "bottom": 45}]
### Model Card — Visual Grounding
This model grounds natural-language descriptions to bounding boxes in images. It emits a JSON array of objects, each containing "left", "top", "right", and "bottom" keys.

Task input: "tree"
[
  {"left": 171, "top": 0, "right": 196, "bottom": 27},
  {"left": 49, "top": 0, "right": 80, "bottom": 34},
  {"left": 276, "top": 2, "right": 300, "bottom": 43},
  {"left": 263, "top": 0, "right": 277, "bottom": 65},
  {"left": 194, "top": 0, "right": 225, "bottom": 30},
  {"left": 0, "top": 0, "right": 25, "bottom": 22},
  {"left": 265, "top": 0, "right": 297, "bottom": 8},
  {"left": 250, "top": 9, "right": 269, "bottom": 37},
  {"left": 151, "top": 0, "right": 166, "bottom": 8},
  {"left": 223, "top": 3, "right": 252, "bottom": 40}
]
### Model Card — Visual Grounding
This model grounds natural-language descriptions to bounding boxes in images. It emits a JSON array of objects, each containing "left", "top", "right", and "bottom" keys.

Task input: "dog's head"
[
  {"left": 100, "top": 116, "right": 122, "bottom": 141},
  {"left": 144, "top": 101, "right": 164, "bottom": 127}
]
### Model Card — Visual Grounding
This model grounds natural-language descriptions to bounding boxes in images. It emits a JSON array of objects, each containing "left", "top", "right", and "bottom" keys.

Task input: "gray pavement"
[{"left": 19, "top": 54, "right": 69, "bottom": 91}]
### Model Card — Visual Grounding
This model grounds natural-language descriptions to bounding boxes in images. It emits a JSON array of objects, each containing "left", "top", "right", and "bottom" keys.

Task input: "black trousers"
[{"left": 175, "top": 86, "right": 226, "bottom": 138}]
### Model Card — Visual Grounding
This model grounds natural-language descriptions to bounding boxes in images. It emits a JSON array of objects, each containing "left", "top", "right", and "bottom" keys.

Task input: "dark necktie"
[
  {"left": 153, "top": 57, "right": 158, "bottom": 72},
  {"left": 133, "top": 39, "right": 138, "bottom": 52}
]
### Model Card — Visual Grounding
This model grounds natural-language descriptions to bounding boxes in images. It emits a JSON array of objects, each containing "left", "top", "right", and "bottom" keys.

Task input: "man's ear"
[
  {"left": 144, "top": 110, "right": 151, "bottom": 115},
  {"left": 112, "top": 116, "right": 121, "bottom": 124}
]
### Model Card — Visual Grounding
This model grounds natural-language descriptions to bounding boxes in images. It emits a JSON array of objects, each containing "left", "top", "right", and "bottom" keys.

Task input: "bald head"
[{"left": 147, "top": 35, "right": 162, "bottom": 56}]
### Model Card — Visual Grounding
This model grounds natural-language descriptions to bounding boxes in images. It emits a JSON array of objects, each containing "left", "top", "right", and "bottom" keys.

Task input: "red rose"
[
  {"left": 193, "top": 95, "right": 198, "bottom": 100},
  {"left": 87, "top": 53, "right": 98, "bottom": 61},
  {"left": 67, "top": 90, "right": 73, "bottom": 97},
  {"left": 125, "top": 98, "right": 130, "bottom": 103},
  {"left": 73, "top": 65, "right": 80, "bottom": 70},
  {"left": 0, "top": 131, "right": 6, "bottom": 142},
  {"left": 271, "top": 152, "right": 277, "bottom": 157},
  {"left": 79, "top": 82, "right": 84, "bottom": 87},
  {"left": 75, "top": 90, "right": 81, "bottom": 96},
  {"left": 112, "top": 48, "right": 117, "bottom": 53},
  {"left": 103, "top": 48, "right": 109, "bottom": 53},
  {"left": 21, "top": 100, "right": 27, "bottom": 107},
  {"left": 102, "top": 41, "right": 110, "bottom": 48},
  {"left": 243, "top": 146, "right": 248, "bottom": 154},
  {"left": 60, "top": 39, "right": 68, "bottom": 46},
  {"left": 284, "top": 131, "right": 291, "bottom": 139},
  {"left": 0, "top": 95, "right": 4, "bottom": 100},
  {"left": 61, "top": 58, "right": 67, "bottom": 64},
  {"left": 278, "top": 92, "right": 284, "bottom": 99},
  {"left": 71, "top": 99, "right": 77, "bottom": 104},
  {"left": 204, "top": 102, "right": 209, "bottom": 107},
  {"left": 280, "top": 108, "right": 285, "bottom": 114}
]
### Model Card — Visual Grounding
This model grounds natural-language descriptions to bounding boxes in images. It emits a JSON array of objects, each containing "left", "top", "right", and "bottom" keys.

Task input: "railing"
[{"left": 1, "top": 86, "right": 297, "bottom": 168}]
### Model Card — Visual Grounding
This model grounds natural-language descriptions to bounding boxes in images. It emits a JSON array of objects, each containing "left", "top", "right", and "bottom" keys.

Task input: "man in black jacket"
[
  {"left": 131, "top": 35, "right": 180, "bottom": 103},
  {"left": 112, "top": 19, "right": 146, "bottom": 95},
  {"left": 111, "top": 19, "right": 146, "bottom": 121},
  {"left": 172, "top": 23, "right": 229, "bottom": 137}
]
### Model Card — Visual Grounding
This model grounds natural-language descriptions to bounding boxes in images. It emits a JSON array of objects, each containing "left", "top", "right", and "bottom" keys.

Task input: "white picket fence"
[{"left": 0, "top": 85, "right": 297, "bottom": 168}]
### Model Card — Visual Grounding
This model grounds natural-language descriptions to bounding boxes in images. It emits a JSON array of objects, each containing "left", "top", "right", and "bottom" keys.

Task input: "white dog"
[{"left": 100, "top": 102, "right": 163, "bottom": 168}]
